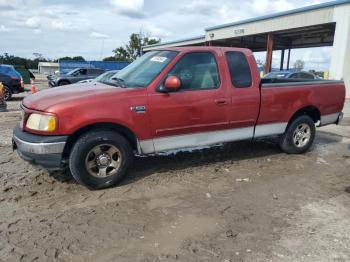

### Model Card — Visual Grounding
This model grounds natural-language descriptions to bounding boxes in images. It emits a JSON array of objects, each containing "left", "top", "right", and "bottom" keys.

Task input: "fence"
[{"left": 59, "top": 60, "right": 130, "bottom": 74}]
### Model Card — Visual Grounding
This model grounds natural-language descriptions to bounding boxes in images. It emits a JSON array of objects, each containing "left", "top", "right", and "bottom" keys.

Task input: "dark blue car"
[{"left": 0, "top": 64, "right": 24, "bottom": 100}]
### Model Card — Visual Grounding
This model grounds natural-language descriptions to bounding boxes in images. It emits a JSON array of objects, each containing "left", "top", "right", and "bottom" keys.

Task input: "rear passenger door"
[{"left": 225, "top": 51, "right": 260, "bottom": 133}]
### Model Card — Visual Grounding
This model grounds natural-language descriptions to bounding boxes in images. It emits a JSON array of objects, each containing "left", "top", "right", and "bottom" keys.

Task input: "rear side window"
[
  {"left": 299, "top": 73, "right": 314, "bottom": 79},
  {"left": 88, "top": 68, "right": 101, "bottom": 75},
  {"left": 226, "top": 52, "right": 252, "bottom": 88},
  {"left": 289, "top": 73, "right": 298, "bottom": 79},
  {"left": 91, "top": 69, "right": 104, "bottom": 75}
]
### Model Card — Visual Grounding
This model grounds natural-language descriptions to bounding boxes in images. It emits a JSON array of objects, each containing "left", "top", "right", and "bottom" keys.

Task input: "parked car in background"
[
  {"left": 77, "top": 70, "right": 119, "bottom": 84},
  {"left": 0, "top": 64, "right": 25, "bottom": 100},
  {"left": 13, "top": 47, "right": 345, "bottom": 189},
  {"left": 48, "top": 68, "right": 105, "bottom": 87},
  {"left": 0, "top": 82, "right": 7, "bottom": 112},
  {"left": 263, "top": 70, "right": 320, "bottom": 80}
]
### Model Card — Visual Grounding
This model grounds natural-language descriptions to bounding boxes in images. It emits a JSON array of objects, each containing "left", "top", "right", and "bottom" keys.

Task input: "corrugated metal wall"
[{"left": 59, "top": 60, "right": 130, "bottom": 74}]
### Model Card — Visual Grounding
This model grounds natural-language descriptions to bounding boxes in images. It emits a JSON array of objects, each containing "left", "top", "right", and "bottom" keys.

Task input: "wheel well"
[
  {"left": 58, "top": 79, "right": 70, "bottom": 85},
  {"left": 3, "top": 84, "right": 11, "bottom": 91},
  {"left": 289, "top": 106, "right": 320, "bottom": 125},
  {"left": 63, "top": 122, "right": 138, "bottom": 158}
]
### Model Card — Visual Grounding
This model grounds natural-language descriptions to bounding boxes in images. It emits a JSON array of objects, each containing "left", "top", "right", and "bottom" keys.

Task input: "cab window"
[
  {"left": 226, "top": 51, "right": 252, "bottom": 88},
  {"left": 167, "top": 52, "right": 220, "bottom": 91}
]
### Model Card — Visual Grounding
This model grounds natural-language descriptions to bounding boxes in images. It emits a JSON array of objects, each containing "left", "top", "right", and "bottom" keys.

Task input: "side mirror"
[{"left": 163, "top": 76, "right": 181, "bottom": 92}]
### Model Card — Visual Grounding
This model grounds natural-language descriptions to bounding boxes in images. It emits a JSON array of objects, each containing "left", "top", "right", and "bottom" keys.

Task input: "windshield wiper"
[{"left": 111, "top": 77, "right": 127, "bottom": 88}]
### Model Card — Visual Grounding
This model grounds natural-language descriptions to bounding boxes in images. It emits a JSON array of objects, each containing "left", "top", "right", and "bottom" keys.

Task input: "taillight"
[{"left": 20, "top": 78, "right": 24, "bottom": 88}]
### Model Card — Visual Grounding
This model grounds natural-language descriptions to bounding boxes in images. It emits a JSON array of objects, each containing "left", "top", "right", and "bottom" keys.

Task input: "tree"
[
  {"left": 256, "top": 59, "right": 265, "bottom": 68},
  {"left": 33, "top": 53, "right": 44, "bottom": 60},
  {"left": 112, "top": 47, "right": 130, "bottom": 62},
  {"left": 72, "top": 56, "right": 85, "bottom": 61},
  {"left": 110, "top": 32, "right": 161, "bottom": 62},
  {"left": 58, "top": 56, "right": 85, "bottom": 61},
  {"left": 294, "top": 60, "right": 305, "bottom": 71},
  {"left": 102, "top": 56, "right": 119, "bottom": 62},
  {"left": 0, "top": 53, "right": 49, "bottom": 69}
]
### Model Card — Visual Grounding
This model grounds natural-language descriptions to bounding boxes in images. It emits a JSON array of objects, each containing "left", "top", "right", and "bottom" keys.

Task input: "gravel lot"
[{"left": 0, "top": 80, "right": 350, "bottom": 261}]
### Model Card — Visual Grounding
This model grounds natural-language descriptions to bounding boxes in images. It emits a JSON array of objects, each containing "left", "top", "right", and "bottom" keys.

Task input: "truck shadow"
[
  {"left": 122, "top": 133, "right": 342, "bottom": 186},
  {"left": 49, "top": 139, "right": 282, "bottom": 186},
  {"left": 122, "top": 139, "right": 282, "bottom": 186},
  {"left": 49, "top": 133, "right": 342, "bottom": 187}
]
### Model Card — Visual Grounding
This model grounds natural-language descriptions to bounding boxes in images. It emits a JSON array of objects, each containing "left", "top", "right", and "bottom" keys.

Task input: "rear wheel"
[
  {"left": 69, "top": 130, "right": 133, "bottom": 189},
  {"left": 279, "top": 115, "right": 315, "bottom": 154},
  {"left": 3, "top": 86, "right": 12, "bottom": 101}
]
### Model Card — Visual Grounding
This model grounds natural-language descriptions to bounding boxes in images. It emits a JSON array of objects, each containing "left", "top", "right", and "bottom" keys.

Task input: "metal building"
[
  {"left": 143, "top": 0, "right": 350, "bottom": 97},
  {"left": 38, "top": 62, "right": 59, "bottom": 75}
]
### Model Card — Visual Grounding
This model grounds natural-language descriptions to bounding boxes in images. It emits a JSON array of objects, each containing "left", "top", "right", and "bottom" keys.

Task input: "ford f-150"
[{"left": 13, "top": 47, "right": 346, "bottom": 189}]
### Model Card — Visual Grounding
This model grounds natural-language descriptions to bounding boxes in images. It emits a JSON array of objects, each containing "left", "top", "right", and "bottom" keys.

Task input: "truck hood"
[{"left": 23, "top": 82, "right": 135, "bottom": 112}]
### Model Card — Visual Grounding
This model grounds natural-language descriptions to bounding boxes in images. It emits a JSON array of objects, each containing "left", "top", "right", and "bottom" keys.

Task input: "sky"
[{"left": 0, "top": 0, "right": 333, "bottom": 70}]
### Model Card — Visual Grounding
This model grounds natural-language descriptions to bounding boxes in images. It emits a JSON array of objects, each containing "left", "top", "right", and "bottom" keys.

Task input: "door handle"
[{"left": 215, "top": 99, "right": 228, "bottom": 106}]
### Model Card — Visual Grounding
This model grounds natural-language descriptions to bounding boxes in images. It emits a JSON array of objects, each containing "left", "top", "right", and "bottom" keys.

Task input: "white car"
[{"left": 77, "top": 70, "right": 119, "bottom": 84}]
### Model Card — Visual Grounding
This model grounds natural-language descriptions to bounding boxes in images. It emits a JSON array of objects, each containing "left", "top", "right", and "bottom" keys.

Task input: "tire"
[
  {"left": 3, "top": 85, "right": 12, "bottom": 101},
  {"left": 279, "top": 115, "right": 316, "bottom": 154},
  {"left": 58, "top": 80, "right": 70, "bottom": 86},
  {"left": 69, "top": 129, "right": 133, "bottom": 190}
]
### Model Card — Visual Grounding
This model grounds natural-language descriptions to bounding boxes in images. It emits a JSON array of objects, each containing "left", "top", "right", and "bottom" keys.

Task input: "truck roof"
[{"left": 152, "top": 46, "right": 254, "bottom": 55}]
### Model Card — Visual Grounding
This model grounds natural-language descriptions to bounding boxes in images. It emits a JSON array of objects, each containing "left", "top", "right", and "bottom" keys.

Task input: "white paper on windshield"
[{"left": 150, "top": 56, "right": 167, "bottom": 63}]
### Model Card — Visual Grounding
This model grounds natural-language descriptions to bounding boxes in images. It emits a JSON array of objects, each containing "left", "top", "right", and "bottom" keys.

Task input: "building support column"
[
  {"left": 330, "top": 5, "right": 350, "bottom": 98},
  {"left": 280, "top": 49, "right": 285, "bottom": 70},
  {"left": 265, "top": 33, "right": 274, "bottom": 73},
  {"left": 286, "top": 49, "right": 291, "bottom": 70}
]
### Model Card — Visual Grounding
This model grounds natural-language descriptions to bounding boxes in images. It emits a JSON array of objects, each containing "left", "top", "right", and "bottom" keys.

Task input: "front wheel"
[
  {"left": 69, "top": 130, "right": 133, "bottom": 189},
  {"left": 279, "top": 115, "right": 316, "bottom": 154}
]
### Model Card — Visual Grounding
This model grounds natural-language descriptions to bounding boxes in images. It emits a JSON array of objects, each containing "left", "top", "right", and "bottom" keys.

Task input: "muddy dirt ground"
[{"left": 1, "top": 82, "right": 350, "bottom": 261}]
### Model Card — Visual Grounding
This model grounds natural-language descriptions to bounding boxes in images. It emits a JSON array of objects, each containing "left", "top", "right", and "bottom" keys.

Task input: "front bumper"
[
  {"left": 12, "top": 124, "right": 68, "bottom": 170},
  {"left": 48, "top": 80, "right": 58, "bottom": 87}
]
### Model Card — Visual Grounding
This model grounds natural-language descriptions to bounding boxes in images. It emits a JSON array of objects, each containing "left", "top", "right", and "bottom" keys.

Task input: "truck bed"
[
  {"left": 257, "top": 79, "right": 345, "bottom": 130},
  {"left": 261, "top": 78, "right": 344, "bottom": 87}
]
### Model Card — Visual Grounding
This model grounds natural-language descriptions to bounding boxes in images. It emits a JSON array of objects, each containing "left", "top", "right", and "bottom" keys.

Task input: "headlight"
[{"left": 26, "top": 113, "right": 57, "bottom": 132}]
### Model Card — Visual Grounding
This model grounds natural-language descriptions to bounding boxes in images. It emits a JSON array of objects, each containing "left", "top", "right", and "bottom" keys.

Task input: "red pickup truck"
[{"left": 13, "top": 47, "right": 345, "bottom": 189}]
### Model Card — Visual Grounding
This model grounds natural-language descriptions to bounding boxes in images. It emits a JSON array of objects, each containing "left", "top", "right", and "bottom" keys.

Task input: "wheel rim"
[
  {"left": 85, "top": 144, "right": 122, "bottom": 178},
  {"left": 293, "top": 123, "right": 311, "bottom": 148},
  {"left": 4, "top": 87, "right": 10, "bottom": 100}
]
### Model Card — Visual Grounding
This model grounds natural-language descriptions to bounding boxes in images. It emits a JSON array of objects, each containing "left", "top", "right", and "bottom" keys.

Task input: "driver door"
[{"left": 147, "top": 51, "right": 230, "bottom": 152}]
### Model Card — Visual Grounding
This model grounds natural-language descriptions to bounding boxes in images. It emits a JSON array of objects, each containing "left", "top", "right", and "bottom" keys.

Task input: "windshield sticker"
[{"left": 150, "top": 56, "right": 167, "bottom": 63}]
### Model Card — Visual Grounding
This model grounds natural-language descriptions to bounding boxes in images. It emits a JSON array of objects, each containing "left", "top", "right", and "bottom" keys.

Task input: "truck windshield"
[{"left": 105, "top": 50, "right": 178, "bottom": 88}]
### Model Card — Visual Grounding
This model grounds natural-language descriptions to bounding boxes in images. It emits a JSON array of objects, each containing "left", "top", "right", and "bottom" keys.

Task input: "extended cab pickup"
[{"left": 13, "top": 47, "right": 346, "bottom": 189}]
